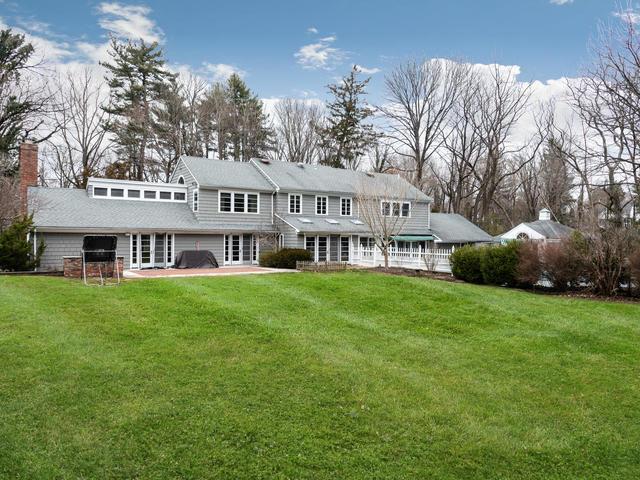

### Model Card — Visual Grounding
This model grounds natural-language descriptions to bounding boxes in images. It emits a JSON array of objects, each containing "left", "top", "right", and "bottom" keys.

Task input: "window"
[
  {"left": 111, "top": 188, "right": 124, "bottom": 198},
  {"left": 220, "top": 192, "right": 232, "bottom": 212},
  {"left": 381, "top": 201, "right": 411, "bottom": 217},
  {"left": 144, "top": 190, "right": 156, "bottom": 199},
  {"left": 159, "top": 191, "right": 171, "bottom": 200},
  {"left": 177, "top": 176, "right": 185, "bottom": 184},
  {"left": 317, "top": 236, "right": 328, "bottom": 261},
  {"left": 316, "top": 196, "right": 328, "bottom": 215},
  {"left": 341, "top": 197, "right": 352, "bottom": 216},
  {"left": 289, "top": 194, "right": 302, "bottom": 214},
  {"left": 340, "top": 236, "right": 350, "bottom": 261},
  {"left": 219, "top": 191, "right": 259, "bottom": 213},
  {"left": 128, "top": 189, "right": 140, "bottom": 198},
  {"left": 305, "top": 236, "right": 316, "bottom": 261},
  {"left": 193, "top": 189, "right": 199, "bottom": 212},
  {"left": 517, "top": 232, "right": 529, "bottom": 240},
  {"left": 94, "top": 187, "right": 107, "bottom": 197},
  {"left": 166, "top": 234, "right": 173, "bottom": 264},
  {"left": 325, "top": 218, "right": 339, "bottom": 224},
  {"left": 174, "top": 192, "right": 185, "bottom": 201},
  {"left": 247, "top": 194, "right": 258, "bottom": 213},
  {"left": 401, "top": 202, "right": 411, "bottom": 217}
]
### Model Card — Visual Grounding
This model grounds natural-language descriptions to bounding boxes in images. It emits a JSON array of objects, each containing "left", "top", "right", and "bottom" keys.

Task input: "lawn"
[{"left": 0, "top": 272, "right": 639, "bottom": 479}]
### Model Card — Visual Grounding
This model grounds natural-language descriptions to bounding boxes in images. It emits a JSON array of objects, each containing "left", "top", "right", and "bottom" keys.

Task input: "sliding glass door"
[{"left": 130, "top": 233, "right": 174, "bottom": 269}]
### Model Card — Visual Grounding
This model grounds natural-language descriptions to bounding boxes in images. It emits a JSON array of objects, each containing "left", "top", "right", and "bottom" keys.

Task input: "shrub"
[
  {"left": 629, "top": 247, "right": 640, "bottom": 295},
  {"left": 540, "top": 238, "right": 586, "bottom": 291},
  {"left": 516, "top": 241, "right": 542, "bottom": 288},
  {"left": 259, "top": 248, "right": 311, "bottom": 269},
  {"left": 450, "top": 245, "right": 485, "bottom": 284},
  {"left": 482, "top": 241, "right": 520, "bottom": 286},
  {"left": 0, "top": 215, "right": 45, "bottom": 271}
]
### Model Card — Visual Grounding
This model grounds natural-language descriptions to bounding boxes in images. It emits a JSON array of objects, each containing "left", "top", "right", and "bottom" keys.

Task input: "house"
[
  {"left": 499, "top": 209, "right": 574, "bottom": 243},
  {"left": 19, "top": 143, "right": 492, "bottom": 271}
]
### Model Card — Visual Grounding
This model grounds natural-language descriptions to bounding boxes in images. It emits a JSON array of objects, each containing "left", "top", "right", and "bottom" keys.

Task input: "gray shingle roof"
[
  {"left": 181, "top": 156, "right": 275, "bottom": 191},
  {"left": 430, "top": 213, "right": 494, "bottom": 243},
  {"left": 523, "top": 219, "right": 574, "bottom": 239},
  {"left": 277, "top": 214, "right": 432, "bottom": 236},
  {"left": 252, "top": 159, "right": 431, "bottom": 201},
  {"left": 29, "top": 187, "right": 275, "bottom": 232}
]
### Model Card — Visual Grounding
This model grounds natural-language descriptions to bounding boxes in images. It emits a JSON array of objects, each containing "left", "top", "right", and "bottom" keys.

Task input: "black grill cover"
[
  {"left": 174, "top": 250, "right": 219, "bottom": 269},
  {"left": 82, "top": 235, "right": 117, "bottom": 262}
]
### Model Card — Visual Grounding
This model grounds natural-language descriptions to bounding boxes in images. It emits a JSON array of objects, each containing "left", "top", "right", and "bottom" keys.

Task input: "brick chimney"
[{"left": 19, "top": 141, "right": 38, "bottom": 215}]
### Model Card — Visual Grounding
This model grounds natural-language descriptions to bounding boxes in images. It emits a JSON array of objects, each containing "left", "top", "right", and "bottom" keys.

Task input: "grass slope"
[{"left": 0, "top": 272, "right": 639, "bottom": 479}]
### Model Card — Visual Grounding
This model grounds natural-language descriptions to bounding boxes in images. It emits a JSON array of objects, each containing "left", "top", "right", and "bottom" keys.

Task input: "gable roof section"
[
  {"left": 430, "top": 213, "right": 494, "bottom": 243},
  {"left": 523, "top": 219, "right": 574, "bottom": 239},
  {"left": 29, "top": 187, "right": 276, "bottom": 233},
  {"left": 251, "top": 159, "right": 431, "bottom": 201},
  {"left": 180, "top": 156, "right": 275, "bottom": 191}
]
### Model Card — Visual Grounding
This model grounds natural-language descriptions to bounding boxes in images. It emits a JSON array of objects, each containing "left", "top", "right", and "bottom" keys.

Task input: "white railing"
[{"left": 353, "top": 246, "right": 453, "bottom": 273}]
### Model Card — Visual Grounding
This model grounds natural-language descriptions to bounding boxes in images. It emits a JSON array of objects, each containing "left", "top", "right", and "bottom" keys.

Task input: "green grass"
[{"left": 0, "top": 272, "right": 639, "bottom": 479}]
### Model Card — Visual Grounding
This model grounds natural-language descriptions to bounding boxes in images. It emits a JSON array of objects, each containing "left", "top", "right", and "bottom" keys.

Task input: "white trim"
[
  {"left": 250, "top": 159, "right": 280, "bottom": 190},
  {"left": 315, "top": 195, "right": 328, "bottom": 216},
  {"left": 218, "top": 190, "right": 261, "bottom": 214},
  {"left": 288, "top": 193, "right": 302, "bottom": 214},
  {"left": 274, "top": 213, "right": 299, "bottom": 233},
  {"left": 380, "top": 200, "right": 411, "bottom": 218},
  {"left": 340, "top": 197, "right": 352, "bottom": 216},
  {"left": 168, "top": 156, "right": 200, "bottom": 187}
]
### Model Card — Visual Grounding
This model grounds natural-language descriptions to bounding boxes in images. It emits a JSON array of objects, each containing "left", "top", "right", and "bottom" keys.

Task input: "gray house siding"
[
  {"left": 276, "top": 192, "right": 353, "bottom": 218},
  {"left": 196, "top": 189, "right": 274, "bottom": 228},
  {"left": 171, "top": 159, "right": 198, "bottom": 210},
  {"left": 174, "top": 234, "right": 224, "bottom": 264},
  {"left": 38, "top": 232, "right": 130, "bottom": 271}
]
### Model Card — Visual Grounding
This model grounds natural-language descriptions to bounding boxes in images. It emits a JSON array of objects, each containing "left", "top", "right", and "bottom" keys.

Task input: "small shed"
[{"left": 500, "top": 209, "right": 574, "bottom": 243}]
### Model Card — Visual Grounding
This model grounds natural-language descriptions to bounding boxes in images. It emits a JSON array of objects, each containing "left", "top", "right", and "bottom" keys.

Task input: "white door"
[
  {"left": 225, "top": 235, "right": 243, "bottom": 265},
  {"left": 140, "top": 234, "right": 153, "bottom": 268}
]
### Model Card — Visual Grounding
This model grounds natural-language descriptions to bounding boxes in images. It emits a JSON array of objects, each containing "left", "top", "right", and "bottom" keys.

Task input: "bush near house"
[
  {"left": 630, "top": 247, "right": 640, "bottom": 295},
  {"left": 259, "top": 248, "right": 311, "bottom": 269},
  {"left": 0, "top": 215, "right": 45, "bottom": 272},
  {"left": 540, "top": 236, "right": 588, "bottom": 291},
  {"left": 516, "top": 241, "right": 541, "bottom": 288},
  {"left": 450, "top": 245, "right": 485, "bottom": 284}
]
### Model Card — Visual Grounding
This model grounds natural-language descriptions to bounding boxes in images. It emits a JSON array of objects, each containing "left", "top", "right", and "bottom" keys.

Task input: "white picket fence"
[{"left": 353, "top": 246, "right": 454, "bottom": 273}]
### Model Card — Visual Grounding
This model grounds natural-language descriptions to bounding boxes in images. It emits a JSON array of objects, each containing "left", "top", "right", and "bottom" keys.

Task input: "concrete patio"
[{"left": 124, "top": 266, "right": 297, "bottom": 279}]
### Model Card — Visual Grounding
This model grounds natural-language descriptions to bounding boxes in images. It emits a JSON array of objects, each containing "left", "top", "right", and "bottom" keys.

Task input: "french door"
[
  {"left": 130, "top": 233, "right": 174, "bottom": 269},
  {"left": 224, "top": 234, "right": 258, "bottom": 265}
]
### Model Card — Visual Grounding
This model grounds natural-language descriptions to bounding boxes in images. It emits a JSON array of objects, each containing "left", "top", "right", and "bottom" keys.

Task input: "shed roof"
[
  {"left": 522, "top": 219, "right": 574, "bottom": 240},
  {"left": 430, "top": 213, "right": 494, "bottom": 243}
]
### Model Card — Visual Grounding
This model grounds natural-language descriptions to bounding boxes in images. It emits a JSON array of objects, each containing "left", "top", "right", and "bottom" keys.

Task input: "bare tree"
[
  {"left": 355, "top": 174, "right": 415, "bottom": 268},
  {"left": 380, "top": 59, "right": 468, "bottom": 188},
  {"left": 0, "top": 176, "right": 19, "bottom": 230},
  {"left": 46, "top": 68, "right": 111, "bottom": 188},
  {"left": 271, "top": 98, "right": 323, "bottom": 163}
]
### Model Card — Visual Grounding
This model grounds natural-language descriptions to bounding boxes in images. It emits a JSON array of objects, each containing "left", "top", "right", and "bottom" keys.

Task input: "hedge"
[
  {"left": 450, "top": 245, "right": 485, "bottom": 284},
  {"left": 450, "top": 242, "right": 520, "bottom": 286},
  {"left": 259, "top": 248, "right": 312, "bottom": 269}
]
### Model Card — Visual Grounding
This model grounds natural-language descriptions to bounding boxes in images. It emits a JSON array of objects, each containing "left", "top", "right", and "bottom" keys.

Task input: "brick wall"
[{"left": 63, "top": 256, "right": 124, "bottom": 279}]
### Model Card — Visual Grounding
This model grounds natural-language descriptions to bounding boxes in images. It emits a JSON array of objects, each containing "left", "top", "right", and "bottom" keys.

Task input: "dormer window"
[
  {"left": 144, "top": 191, "right": 157, "bottom": 200},
  {"left": 111, "top": 188, "right": 124, "bottom": 198},
  {"left": 94, "top": 187, "right": 107, "bottom": 197}
]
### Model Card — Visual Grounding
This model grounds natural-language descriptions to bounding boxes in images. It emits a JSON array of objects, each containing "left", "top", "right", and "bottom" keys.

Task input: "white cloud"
[
  {"left": 0, "top": 17, "right": 72, "bottom": 62},
  {"left": 550, "top": 0, "right": 573, "bottom": 5},
  {"left": 202, "top": 62, "right": 246, "bottom": 82},
  {"left": 355, "top": 65, "right": 381, "bottom": 75},
  {"left": 97, "top": 2, "right": 163, "bottom": 43},
  {"left": 295, "top": 35, "right": 347, "bottom": 70},
  {"left": 307, "top": 27, "right": 318, "bottom": 34},
  {"left": 613, "top": 8, "right": 640, "bottom": 24}
]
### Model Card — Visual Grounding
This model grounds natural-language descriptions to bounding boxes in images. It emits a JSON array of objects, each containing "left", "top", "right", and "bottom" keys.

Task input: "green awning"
[{"left": 392, "top": 235, "right": 434, "bottom": 242}]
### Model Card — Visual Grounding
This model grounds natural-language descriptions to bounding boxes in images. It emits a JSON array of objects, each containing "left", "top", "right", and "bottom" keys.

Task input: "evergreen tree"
[
  {"left": 0, "top": 29, "right": 49, "bottom": 176},
  {"left": 151, "top": 80, "right": 187, "bottom": 181},
  {"left": 0, "top": 215, "right": 44, "bottom": 271},
  {"left": 101, "top": 38, "right": 176, "bottom": 180},
  {"left": 225, "top": 74, "right": 272, "bottom": 161},
  {"left": 318, "top": 66, "right": 377, "bottom": 169}
]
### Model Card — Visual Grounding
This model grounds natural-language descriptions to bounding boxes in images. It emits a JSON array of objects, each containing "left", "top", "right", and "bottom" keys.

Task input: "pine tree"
[
  {"left": 318, "top": 66, "right": 377, "bottom": 169},
  {"left": 101, "top": 38, "right": 176, "bottom": 180},
  {"left": 225, "top": 74, "right": 272, "bottom": 161},
  {"left": 0, "top": 215, "right": 44, "bottom": 271}
]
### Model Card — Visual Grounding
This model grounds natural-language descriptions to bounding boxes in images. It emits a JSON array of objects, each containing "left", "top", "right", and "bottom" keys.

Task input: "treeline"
[{"left": 1, "top": 11, "right": 639, "bottom": 238}]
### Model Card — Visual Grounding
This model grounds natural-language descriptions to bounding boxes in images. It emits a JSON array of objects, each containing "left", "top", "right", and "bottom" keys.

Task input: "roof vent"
[
  {"left": 258, "top": 158, "right": 271, "bottom": 165},
  {"left": 365, "top": 172, "right": 374, "bottom": 178},
  {"left": 300, "top": 218, "right": 313, "bottom": 224},
  {"left": 296, "top": 163, "right": 305, "bottom": 168},
  {"left": 325, "top": 219, "right": 339, "bottom": 225}
]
